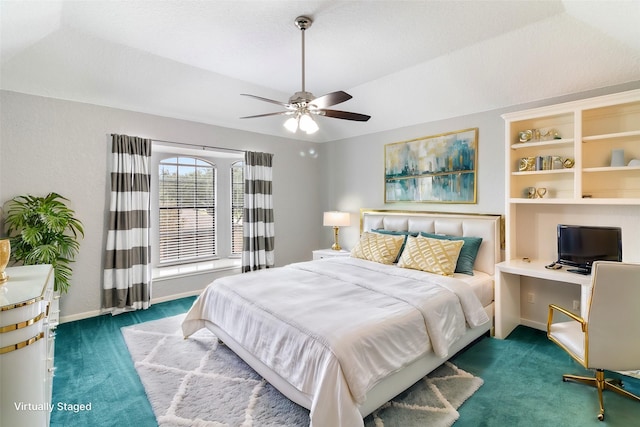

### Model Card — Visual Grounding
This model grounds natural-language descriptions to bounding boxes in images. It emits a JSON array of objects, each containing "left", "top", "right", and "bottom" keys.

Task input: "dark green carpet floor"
[{"left": 51, "top": 297, "right": 640, "bottom": 426}]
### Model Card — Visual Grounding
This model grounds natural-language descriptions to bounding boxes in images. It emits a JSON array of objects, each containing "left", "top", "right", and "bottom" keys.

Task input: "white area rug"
[{"left": 122, "top": 314, "right": 483, "bottom": 427}]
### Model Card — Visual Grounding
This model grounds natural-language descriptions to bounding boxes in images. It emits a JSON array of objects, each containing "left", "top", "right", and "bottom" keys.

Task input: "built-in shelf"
[
  {"left": 583, "top": 165, "right": 640, "bottom": 173},
  {"left": 509, "top": 197, "right": 640, "bottom": 205},
  {"left": 582, "top": 130, "right": 640, "bottom": 142},
  {"left": 511, "top": 138, "right": 574, "bottom": 150},
  {"left": 502, "top": 89, "right": 640, "bottom": 260},
  {"left": 511, "top": 169, "right": 574, "bottom": 176}
]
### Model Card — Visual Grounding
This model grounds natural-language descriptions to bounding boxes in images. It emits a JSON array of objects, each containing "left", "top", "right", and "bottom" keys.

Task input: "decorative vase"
[
  {"left": 610, "top": 149, "right": 625, "bottom": 167},
  {"left": 0, "top": 239, "right": 10, "bottom": 285}
]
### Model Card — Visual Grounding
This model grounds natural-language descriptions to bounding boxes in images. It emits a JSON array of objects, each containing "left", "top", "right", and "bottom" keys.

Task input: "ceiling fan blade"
[
  {"left": 240, "top": 111, "right": 291, "bottom": 119},
  {"left": 317, "top": 109, "right": 371, "bottom": 122},
  {"left": 241, "top": 93, "right": 290, "bottom": 108},
  {"left": 310, "top": 91, "right": 352, "bottom": 108}
]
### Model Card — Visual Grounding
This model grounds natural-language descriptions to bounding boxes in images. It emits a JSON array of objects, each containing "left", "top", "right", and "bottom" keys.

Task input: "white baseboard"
[
  {"left": 151, "top": 289, "right": 203, "bottom": 304},
  {"left": 59, "top": 288, "right": 205, "bottom": 324},
  {"left": 520, "top": 318, "right": 547, "bottom": 332},
  {"left": 59, "top": 309, "right": 104, "bottom": 324}
]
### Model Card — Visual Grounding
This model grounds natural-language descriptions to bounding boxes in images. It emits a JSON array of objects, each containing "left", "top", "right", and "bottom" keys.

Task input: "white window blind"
[
  {"left": 159, "top": 157, "right": 216, "bottom": 264},
  {"left": 231, "top": 161, "right": 244, "bottom": 255}
]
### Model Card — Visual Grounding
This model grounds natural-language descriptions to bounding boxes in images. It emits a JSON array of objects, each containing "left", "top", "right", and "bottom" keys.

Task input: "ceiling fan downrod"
[{"left": 295, "top": 16, "right": 312, "bottom": 100}]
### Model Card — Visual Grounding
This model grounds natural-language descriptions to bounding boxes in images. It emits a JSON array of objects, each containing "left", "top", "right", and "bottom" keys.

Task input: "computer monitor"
[{"left": 556, "top": 224, "right": 622, "bottom": 274}]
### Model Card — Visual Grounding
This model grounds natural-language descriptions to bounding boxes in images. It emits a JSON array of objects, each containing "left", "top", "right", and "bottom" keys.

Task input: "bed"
[{"left": 182, "top": 209, "right": 502, "bottom": 427}]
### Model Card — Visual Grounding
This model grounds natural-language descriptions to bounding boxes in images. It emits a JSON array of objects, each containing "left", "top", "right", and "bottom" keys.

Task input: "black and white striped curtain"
[
  {"left": 103, "top": 134, "right": 152, "bottom": 312},
  {"left": 242, "top": 151, "right": 275, "bottom": 272}
]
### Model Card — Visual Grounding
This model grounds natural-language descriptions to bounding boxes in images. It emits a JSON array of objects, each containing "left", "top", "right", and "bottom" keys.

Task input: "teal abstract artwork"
[{"left": 385, "top": 128, "right": 477, "bottom": 203}]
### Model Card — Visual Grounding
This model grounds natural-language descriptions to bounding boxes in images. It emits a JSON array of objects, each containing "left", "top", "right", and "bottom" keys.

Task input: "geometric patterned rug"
[{"left": 122, "top": 314, "right": 483, "bottom": 427}]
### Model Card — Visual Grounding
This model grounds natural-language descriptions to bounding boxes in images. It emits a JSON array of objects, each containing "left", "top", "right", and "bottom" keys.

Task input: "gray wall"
[
  {"left": 318, "top": 81, "right": 640, "bottom": 250},
  {"left": 0, "top": 91, "right": 323, "bottom": 321}
]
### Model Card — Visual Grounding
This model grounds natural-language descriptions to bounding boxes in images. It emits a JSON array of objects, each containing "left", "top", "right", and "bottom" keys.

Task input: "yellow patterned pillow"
[
  {"left": 350, "top": 232, "right": 405, "bottom": 264},
  {"left": 398, "top": 235, "right": 464, "bottom": 276}
]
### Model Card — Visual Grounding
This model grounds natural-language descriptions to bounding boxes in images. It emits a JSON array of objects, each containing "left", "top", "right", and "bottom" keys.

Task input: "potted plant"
[{"left": 4, "top": 192, "right": 84, "bottom": 293}]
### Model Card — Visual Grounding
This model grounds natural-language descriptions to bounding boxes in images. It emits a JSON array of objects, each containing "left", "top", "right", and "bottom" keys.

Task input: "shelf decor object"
[
  {"left": 384, "top": 128, "right": 478, "bottom": 203},
  {"left": 610, "top": 149, "right": 625, "bottom": 167}
]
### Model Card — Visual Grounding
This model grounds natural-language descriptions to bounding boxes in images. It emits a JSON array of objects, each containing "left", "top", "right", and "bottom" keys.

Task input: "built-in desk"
[{"left": 495, "top": 259, "right": 592, "bottom": 339}]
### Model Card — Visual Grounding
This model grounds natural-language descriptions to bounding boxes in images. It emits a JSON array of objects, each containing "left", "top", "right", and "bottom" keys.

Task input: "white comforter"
[{"left": 182, "top": 257, "right": 489, "bottom": 427}]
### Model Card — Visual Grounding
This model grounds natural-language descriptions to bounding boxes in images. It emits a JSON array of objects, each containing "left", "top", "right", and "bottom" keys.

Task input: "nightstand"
[{"left": 312, "top": 248, "right": 350, "bottom": 260}]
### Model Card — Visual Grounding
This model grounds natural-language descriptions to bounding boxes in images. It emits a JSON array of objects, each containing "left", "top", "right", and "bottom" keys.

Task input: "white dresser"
[{"left": 0, "top": 264, "right": 58, "bottom": 427}]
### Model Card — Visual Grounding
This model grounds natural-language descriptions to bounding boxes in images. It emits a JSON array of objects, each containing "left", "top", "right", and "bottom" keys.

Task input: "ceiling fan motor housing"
[{"left": 289, "top": 91, "right": 315, "bottom": 105}]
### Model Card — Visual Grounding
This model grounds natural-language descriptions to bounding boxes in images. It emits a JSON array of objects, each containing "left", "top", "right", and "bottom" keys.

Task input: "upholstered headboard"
[{"left": 360, "top": 209, "right": 503, "bottom": 276}]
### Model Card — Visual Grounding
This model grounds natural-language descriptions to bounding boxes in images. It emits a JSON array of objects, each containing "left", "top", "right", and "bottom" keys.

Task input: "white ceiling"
[{"left": 1, "top": 1, "right": 639, "bottom": 142}]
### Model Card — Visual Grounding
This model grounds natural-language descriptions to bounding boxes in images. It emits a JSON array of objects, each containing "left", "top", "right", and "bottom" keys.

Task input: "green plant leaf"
[{"left": 3, "top": 192, "right": 84, "bottom": 293}]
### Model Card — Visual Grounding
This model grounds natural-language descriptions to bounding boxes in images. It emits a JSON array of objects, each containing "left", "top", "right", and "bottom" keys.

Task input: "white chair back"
[{"left": 586, "top": 261, "right": 640, "bottom": 370}]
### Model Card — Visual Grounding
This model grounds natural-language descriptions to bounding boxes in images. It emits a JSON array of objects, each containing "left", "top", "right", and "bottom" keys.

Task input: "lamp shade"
[
  {"left": 323, "top": 211, "right": 350, "bottom": 227},
  {"left": 283, "top": 116, "right": 299, "bottom": 133}
]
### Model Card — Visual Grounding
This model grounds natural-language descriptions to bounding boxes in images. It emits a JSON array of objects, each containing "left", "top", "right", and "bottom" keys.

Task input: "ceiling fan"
[{"left": 240, "top": 16, "right": 371, "bottom": 134}]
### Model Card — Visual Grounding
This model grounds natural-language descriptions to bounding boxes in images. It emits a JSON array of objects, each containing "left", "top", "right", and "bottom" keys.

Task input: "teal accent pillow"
[
  {"left": 419, "top": 232, "right": 482, "bottom": 275},
  {"left": 372, "top": 229, "right": 418, "bottom": 263}
]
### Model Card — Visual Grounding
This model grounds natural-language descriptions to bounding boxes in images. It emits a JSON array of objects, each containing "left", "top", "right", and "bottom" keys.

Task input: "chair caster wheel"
[{"left": 597, "top": 413, "right": 604, "bottom": 421}]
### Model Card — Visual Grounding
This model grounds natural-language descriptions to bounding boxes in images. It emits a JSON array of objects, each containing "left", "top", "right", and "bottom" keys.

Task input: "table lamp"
[{"left": 323, "top": 211, "right": 350, "bottom": 251}]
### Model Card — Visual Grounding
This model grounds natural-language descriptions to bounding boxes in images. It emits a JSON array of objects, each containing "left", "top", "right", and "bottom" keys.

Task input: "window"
[
  {"left": 159, "top": 157, "right": 216, "bottom": 264},
  {"left": 231, "top": 161, "right": 244, "bottom": 255},
  {"left": 231, "top": 162, "right": 244, "bottom": 255}
]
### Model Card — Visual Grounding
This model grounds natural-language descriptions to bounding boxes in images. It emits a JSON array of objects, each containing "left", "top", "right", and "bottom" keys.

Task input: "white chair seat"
[{"left": 549, "top": 321, "right": 585, "bottom": 363}]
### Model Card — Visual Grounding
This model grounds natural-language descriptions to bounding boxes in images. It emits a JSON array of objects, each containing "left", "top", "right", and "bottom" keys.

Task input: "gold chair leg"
[
  {"left": 605, "top": 378, "right": 640, "bottom": 402},
  {"left": 562, "top": 369, "right": 640, "bottom": 421},
  {"left": 595, "top": 370, "right": 605, "bottom": 421},
  {"left": 563, "top": 373, "right": 597, "bottom": 386}
]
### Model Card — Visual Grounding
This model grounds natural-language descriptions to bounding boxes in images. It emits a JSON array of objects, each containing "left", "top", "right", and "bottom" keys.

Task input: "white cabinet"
[
  {"left": 1, "top": 264, "right": 57, "bottom": 427},
  {"left": 502, "top": 89, "right": 640, "bottom": 260},
  {"left": 500, "top": 90, "right": 640, "bottom": 329}
]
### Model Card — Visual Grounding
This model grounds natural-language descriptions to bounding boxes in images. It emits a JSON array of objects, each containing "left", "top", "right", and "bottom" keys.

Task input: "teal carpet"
[{"left": 51, "top": 297, "right": 640, "bottom": 426}]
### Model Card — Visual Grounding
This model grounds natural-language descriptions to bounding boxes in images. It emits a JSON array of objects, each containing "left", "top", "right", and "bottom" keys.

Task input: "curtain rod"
[
  {"left": 109, "top": 134, "right": 245, "bottom": 154},
  {"left": 152, "top": 138, "right": 245, "bottom": 154}
]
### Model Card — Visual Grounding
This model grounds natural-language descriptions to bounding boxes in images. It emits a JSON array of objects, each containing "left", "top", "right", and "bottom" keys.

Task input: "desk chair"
[{"left": 547, "top": 261, "right": 640, "bottom": 421}]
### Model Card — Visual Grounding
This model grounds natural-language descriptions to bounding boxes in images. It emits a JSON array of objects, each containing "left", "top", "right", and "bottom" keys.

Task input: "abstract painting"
[{"left": 385, "top": 128, "right": 478, "bottom": 203}]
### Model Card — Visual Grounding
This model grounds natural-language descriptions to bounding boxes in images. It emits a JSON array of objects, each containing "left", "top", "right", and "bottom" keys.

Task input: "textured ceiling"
[{"left": 1, "top": 1, "right": 639, "bottom": 142}]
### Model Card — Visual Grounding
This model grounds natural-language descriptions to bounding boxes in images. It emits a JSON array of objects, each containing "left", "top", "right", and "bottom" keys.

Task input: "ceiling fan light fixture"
[
  {"left": 299, "top": 113, "right": 318, "bottom": 134},
  {"left": 283, "top": 116, "right": 299, "bottom": 132},
  {"left": 240, "top": 16, "right": 370, "bottom": 132}
]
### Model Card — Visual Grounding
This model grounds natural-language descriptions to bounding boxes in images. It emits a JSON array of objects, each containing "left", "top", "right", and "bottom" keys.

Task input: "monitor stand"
[{"left": 567, "top": 268, "right": 591, "bottom": 275}]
